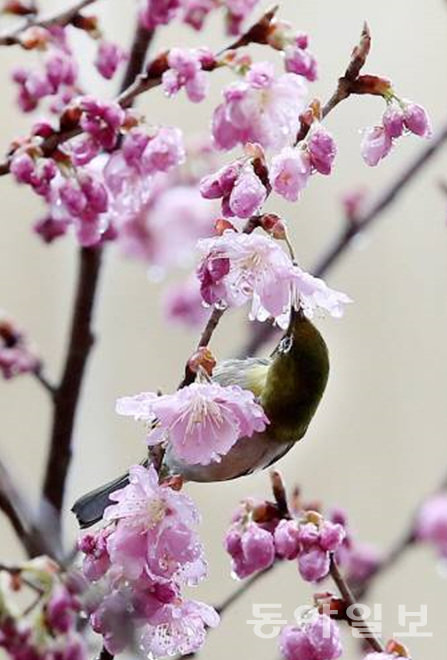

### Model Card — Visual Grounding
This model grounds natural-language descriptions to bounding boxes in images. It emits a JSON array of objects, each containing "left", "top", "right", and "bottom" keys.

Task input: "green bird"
[{"left": 72, "top": 308, "right": 329, "bottom": 528}]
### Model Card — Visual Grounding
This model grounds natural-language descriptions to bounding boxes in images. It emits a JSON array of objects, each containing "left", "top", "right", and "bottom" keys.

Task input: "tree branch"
[
  {"left": 41, "top": 246, "right": 103, "bottom": 525},
  {"left": 329, "top": 555, "right": 385, "bottom": 653},
  {"left": 0, "top": 0, "right": 100, "bottom": 47},
  {"left": 0, "top": 456, "right": 53, "bottom": 557}
]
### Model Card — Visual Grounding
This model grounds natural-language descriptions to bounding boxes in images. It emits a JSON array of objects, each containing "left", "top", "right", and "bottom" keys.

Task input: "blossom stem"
[
  {"left": 329, "top": 555, "right": 385, "bottom": 653},
  {"left": 0, "top": 0, "right": 101, "bottom": 47},
  {"left": 40, "top": 22, "right": 155, "bottom": 537},
  {"left": 33, "top": 368, "right": 56, "bottom": 397}
]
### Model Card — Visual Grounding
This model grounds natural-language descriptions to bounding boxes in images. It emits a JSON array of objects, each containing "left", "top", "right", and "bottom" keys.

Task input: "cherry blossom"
[
  {"left": 212, "top": 62, "right": 307, "bottom": 150},
  {"left": 116, "top": 383, "right": 268, "bottom": 466},
  {"left": 415, "top": 492, "right": 447, "bottom": 557},
  {"left": 197, "top": 232, "right": 351, "bottom": 326},
  {"left": 280, "top": 612, "right": 342, "bottom": 660}
]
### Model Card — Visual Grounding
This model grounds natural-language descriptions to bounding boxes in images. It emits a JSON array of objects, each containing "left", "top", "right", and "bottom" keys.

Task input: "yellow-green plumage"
[
  {"left": 166, "top": 309, "right": 329, "bottom": 481},
  {"left": 72, "top": 310, "right": 329, "bottom": 527}
]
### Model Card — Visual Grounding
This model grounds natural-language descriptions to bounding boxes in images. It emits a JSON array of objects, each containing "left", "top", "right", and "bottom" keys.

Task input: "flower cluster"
[
  {"left": 95, "top": 41, "right": 128, "bottom": 81},
  {"left": 11, "top": 119, "right": 189, "bottom": 248},
  {"left": 0, "top": 314, "right": 39, "bottom": 379},
  {"left": 279, "top": 611, "right": 342, "bottom": 660},
  {"left": 12, "top": 27, "right": 78, "bottom": 114},
  {"left": 200, "top": 154, "right": 268, "bottom": 219},
  {"left": 225, "top": 500, "right": 345, "bottom": 582},
  {"left": 138, "top": 0, "right": 261, "bottom": 34},
  {"left": 270, "top": 124, "right": 337, "bottom": 201},
  {"left": 213, "top": 62, "right": 307, "bottom": 151},
  {"left": 196, "top": 231, "right": 351, "bottom": 327},
  {"left": 267, "top": 22, "right": 318, "bottom": 80},
  {"left": 361, "top": 99, "right": 431, "bottom": 167},
  {"left": 79, "top": 464, "right": 219, "bottom": 657},
  {"left": 116, "top": 381, "right": 268, "bottom": 466},
  {"left": 0, "top": 557, "right": 87, "bottom": 660},
  {"left": 162, "top": 48, "right": 215, "bottom": 103}
]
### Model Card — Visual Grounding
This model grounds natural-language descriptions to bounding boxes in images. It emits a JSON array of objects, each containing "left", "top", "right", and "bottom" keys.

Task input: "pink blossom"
[
  {"left": 383, "top": 106, "right": 405, "bottom": 139},
  {"left": 287, "top": 267, "right": 352, "bottom": 322},
  {"left": 274, "top": 515, "right": 345, "bottom": 583},
  {"left": 345, "top": 542, "right": 382, "bottom": 584},
  {"left": 80, "top": 465, "right": 218, "bottom": 657},
  {"left": 140, "top": 599, "right": 219, "bottom": 657},
  {"left": 79, "top": 97, "right": 125, "bottom": 152},
  {"left": 163, "top": 276, "right": 209, "bottom": 328},
  {"left": 225, "top": 522, "right": 275, "bottom": 578},
  {"left": 116, "top": 382, "right": 268, "bottom": 466},
  {"left": 228, "top": 166, "right": 267, "bottom": 218},
  {"left": 162, "top": 48, "right": 213, "bottom": 103},
  {"left": 213, "top": 63, "right": 307, "bottom": 150},
  {"left": 140, "top": 126, "right": 186, "bottom": 174},
  {"left": 197, "top": 232, "right": 351, "bottom": 326},
  {"left": 307, "top": 126, "right": 337, "bottom": 175},
  {"left": 182, "top": 0, "right": 217, "bottom": 29},
  {"left": 280, "top": 613, "right": 342, "bottom": 660},
  {"left": 139, "top": 0, "right": 181, "bottom": 29},
  {"left": 103, "top": 465, "right": 204, "bottom": 580},
  {"left": 274, "top": 519, "right": 300, "bottom": 559},
  {"left": 415, "top": 493, "right": 447, "bottom": 556},
  {"left": 224, "top": 0, "right": 260, "bottom": 34},
  {"left": 197, "top": 232, "right": 294, "bottom": 318},
  {"left": 79, "top": 529, "right": 112, "bottom": 581},
  {"left": 361, "top": 126, "right": 393, "bottom": 167},
  {"left": 403, "top": 102, "right": 432, "bottom": 138},
  {"left": 0, "top": 315, "right": 39, "bottom": 379},
  {"left": 270, "top": 147, "right": 311, "bottom": 201},
  {"left": 95, "top": 41, "right": 127, "bottom": 80},
  {"left": 200, "top": 161, "right": 243, "bottom": 200},
  {"left": 284, "top": 38, "right": 318, "bottom": 81}
]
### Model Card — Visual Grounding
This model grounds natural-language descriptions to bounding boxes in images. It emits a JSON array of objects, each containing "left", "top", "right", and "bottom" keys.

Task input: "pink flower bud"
[
  {"left": 228, "top": 167, "right": 267, "bottom": 218},
  {"left": 274, "top": 519, "right": 300, "bottom": 559},
  {"left": 360, "top": 126, "right": 392, "bottom": 167},
  {"left": 382, "top": 106, "right": 404, "bottom": 138},
  {"left": 403, "top": 102, "right": 431, "bottom": 138}
]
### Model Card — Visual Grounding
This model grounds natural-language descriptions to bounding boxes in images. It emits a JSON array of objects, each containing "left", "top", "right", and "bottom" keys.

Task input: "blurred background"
[{"left": 1, "top": 0, "right": 447, "bottom": 657}]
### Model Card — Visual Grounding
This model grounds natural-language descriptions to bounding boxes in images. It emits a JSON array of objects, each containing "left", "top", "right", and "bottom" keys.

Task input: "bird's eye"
[{"left": 278, "top": 336, "right": 293, "bottom": 354}]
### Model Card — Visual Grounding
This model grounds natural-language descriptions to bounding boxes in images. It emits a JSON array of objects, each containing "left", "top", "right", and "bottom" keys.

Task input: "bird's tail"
[{"left": 72, "top": 459, "right": 149, "bottom": 529}]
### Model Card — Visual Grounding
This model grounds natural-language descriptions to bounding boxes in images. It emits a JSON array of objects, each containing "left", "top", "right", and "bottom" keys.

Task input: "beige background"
[{"left": 1, "top": 0, "right": 447, "bottom": 657}]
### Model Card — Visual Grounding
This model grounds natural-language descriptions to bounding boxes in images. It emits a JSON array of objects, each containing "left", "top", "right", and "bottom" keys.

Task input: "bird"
[{"left": 72, "top": 308, "right": 329, "bottom": 528}]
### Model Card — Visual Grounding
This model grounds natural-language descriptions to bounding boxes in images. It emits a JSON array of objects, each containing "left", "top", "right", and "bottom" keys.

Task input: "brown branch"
[
  {"left": 0, "top": 0, "right": 100, "bottom": 47},
  {"left": 41, "top": 246, "right": 103, "bottom": 526},
  {"left": 329, "top": 555, "right": 385, "bottom": 653},
  {"left": 40, "top": 24, "right": 154, "bottom": 535},
  {"left": 0, "top": 456, "right": 53, "bottom": 557}
]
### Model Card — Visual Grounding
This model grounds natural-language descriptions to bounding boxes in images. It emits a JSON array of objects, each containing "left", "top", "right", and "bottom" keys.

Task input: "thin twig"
[
  {"left": 0, "top": 457, "right": 50, "bottom": 557},
  {"left": 329, "top": 555, "right": 385, "bottom": 653},
  {"left": 33, "top": 368, "right": 56, "bottom": 397},
  {"left": 0, "top": 0, "right": 99, "bottom": 46}
]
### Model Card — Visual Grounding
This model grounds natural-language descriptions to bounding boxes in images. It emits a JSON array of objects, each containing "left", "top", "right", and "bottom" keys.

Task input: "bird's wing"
[{"left": 212, "top": 357, "right": 271, "bottom": 398}]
